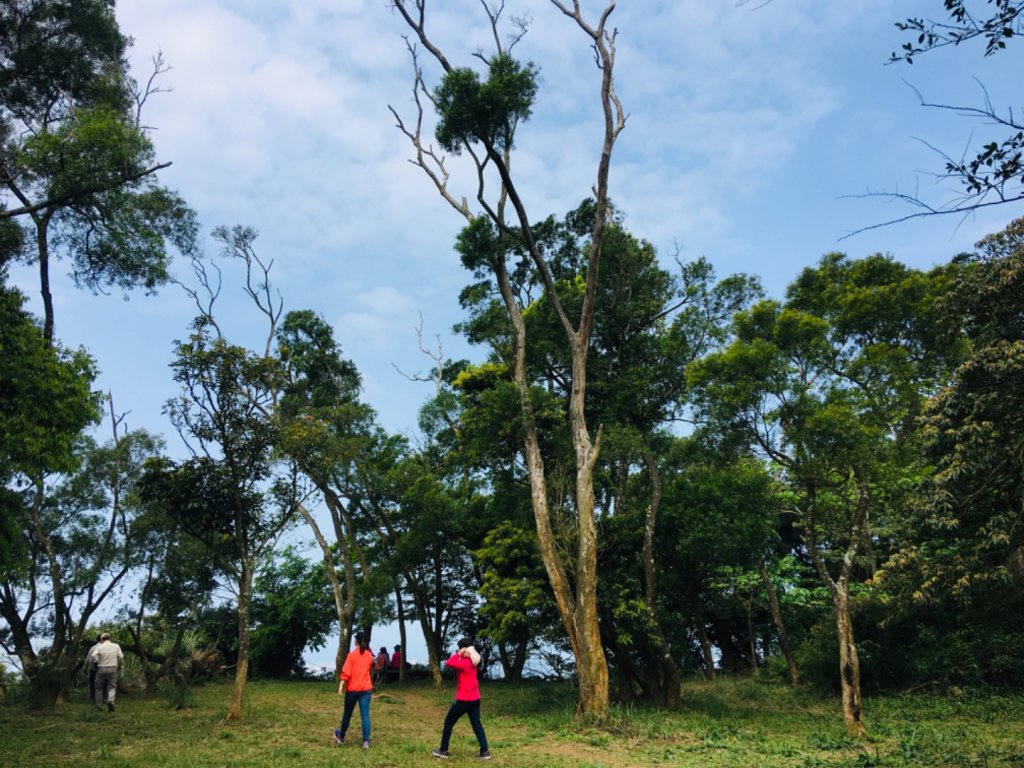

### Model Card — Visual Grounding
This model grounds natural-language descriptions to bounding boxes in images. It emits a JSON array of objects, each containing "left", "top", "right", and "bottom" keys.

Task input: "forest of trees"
[{"left": 1, "top": 0, "right": 1022, "bottom": 739}]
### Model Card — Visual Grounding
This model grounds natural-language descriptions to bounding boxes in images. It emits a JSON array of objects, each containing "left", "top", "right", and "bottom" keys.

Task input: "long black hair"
[{"left": 354, "top": 630, "right": 369, "bottom": 654}]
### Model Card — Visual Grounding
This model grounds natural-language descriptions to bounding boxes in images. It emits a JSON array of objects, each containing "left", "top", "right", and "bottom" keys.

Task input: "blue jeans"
[
  {"left": 339, "top": 690, "right": 371, "bottom": 742},
  {"left": 440, "top": 698, "right": 488, "bottom": 753}
]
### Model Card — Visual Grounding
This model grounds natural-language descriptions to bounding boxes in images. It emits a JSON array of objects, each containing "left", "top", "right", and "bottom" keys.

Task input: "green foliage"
[
  {"left": 0, "top": 416, "right": 162, "bottom": 706},
  {"left": 475, "top": 520, "right": 558, "bottom": 648},
  {"left": 872, "top": 218, "right": 1024, "bottom": 688},
  {"left": 277, "top": 310, "right": 362, "bottom": 411},
  {"left": 892, "top": 1, "right": 1023, "bottom": 62},
  {"left": 455, "top": 216, "right": 501, "bottom": 275},
  {"left": 140, "top": 455, "right": 259, "bottom": 549},
  {"left": 166, "top": 317, "right": 281, "bottom": 475},
  {"left": 249, "top": 548, "right": 337, "bottom": 678},
  {"left": 434, "top": 53, "right": 539, "bottom": 154},
  {"left": 20, "top": 104, "right": 152, "bottom": 194},
  {"left": 1, "top": 0, "right": 197, "bottom": 338},
  {"left": 0, "top": 282, "right": 98, "bottom": 567},
  {"left": 0, "top": 0, "right": 127, "bottom": 120},
  {"left": 275, "top": 308, "right": 375, "bottom": 490}
]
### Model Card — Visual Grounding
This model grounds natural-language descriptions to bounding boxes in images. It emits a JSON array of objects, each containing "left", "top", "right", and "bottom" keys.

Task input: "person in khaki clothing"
[{"left": 86, "top": 632, "right": 123, "bottom": 713}]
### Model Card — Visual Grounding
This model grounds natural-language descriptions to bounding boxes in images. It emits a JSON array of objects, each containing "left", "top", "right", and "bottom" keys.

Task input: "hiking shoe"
[
  {"left": 362, "top": 740, "right": 370, "bottom": 749},
  {"left": 333, "top": 729, "right": 344, "bottom": 745},
  {"left": 432, "top": 749, "right": 450, "bottom": 759},
  {"left": 107, "top": 702, "right": 115, "bottom": 713},
  {"left": 477, "top": 751, "right": 492, "bottom": 760}
]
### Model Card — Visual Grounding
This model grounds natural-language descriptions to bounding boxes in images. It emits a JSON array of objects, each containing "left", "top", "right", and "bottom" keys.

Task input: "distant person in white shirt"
[{"left": 86, "top": 632, "right": 123, "bottom": 713}]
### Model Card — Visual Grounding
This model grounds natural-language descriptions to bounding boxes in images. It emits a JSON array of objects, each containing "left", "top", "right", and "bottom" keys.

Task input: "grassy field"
[{"left": 1, "top": 676, "right": 1022, "bottom": 767}]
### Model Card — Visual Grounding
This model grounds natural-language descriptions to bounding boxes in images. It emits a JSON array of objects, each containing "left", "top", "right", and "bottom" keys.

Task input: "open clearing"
[{"left": 2, "top": 677, "right": 1022, "bottom": 767}]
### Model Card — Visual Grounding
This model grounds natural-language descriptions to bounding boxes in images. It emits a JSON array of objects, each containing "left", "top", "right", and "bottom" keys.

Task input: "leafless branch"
[
  {"left": 107, "top": 391, "right": 129, "bottom": 445},
  {"left": 843, "top": 80, "right": 1024, "bottom": 239},
  {"left": 130, "top": 51, "right": 172, "bottom": 130},
  {"left": 388, "top": 41, "right": 474, "bottom": 221},
  {"left": 171, "top": 251, "right": 224, "bottom": 336},
  {"left": 906, "top": 79, "right": 1022, "bottom": 131},
  {"left": 392, "top": 311, "right": 448, "bottom": 387},
  {"left": 211, "top": 225, "right": 284, "bottom": 356},
  {"left": 390, "top": 0, "right": 454, "bottom": 73}
]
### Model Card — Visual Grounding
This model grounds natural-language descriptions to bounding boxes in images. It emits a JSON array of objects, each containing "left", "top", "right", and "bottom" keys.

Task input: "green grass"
[{"left": 1, "top": 677, "right": 1022, "bottom": 767}]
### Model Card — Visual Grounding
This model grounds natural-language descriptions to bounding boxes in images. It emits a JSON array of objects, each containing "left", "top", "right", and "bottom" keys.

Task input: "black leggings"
[{"left": 440, "top": 698, "right": 488, "bottom": 753}]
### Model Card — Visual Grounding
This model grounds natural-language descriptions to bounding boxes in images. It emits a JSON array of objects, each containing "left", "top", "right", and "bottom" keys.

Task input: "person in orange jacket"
[
  {"left": 372, "top": 646, "right": 389, "bottom": 683},
  {"left": 334, "top": 631, "right": 374, "bottom": 749}
]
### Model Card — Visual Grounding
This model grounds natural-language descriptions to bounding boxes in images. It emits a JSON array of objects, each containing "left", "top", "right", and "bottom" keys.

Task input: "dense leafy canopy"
[
  {"left": 0, "top": 0, "right": 196, "bottom": 341},
  {"left": 434, "top": 53, "right": 539, "bottom": 155}
]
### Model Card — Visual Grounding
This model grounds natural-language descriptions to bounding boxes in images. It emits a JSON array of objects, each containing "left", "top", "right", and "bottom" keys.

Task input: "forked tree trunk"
[
  {"left": 804, "top": 478, "right": 869, "bottom": 737},
  {"left": 510, "top": 296, "right": 608, "bottom": 716},
  {"left": 410, "top": 578, "right": 444, "bottom": 686},
  {"left": 418, "top": 615, "right": 443, "bottom": 686}
]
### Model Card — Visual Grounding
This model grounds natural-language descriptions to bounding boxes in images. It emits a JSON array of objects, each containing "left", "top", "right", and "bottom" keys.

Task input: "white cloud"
[{"left": 17, "top": 0, "right": 996, "bottom": 440}]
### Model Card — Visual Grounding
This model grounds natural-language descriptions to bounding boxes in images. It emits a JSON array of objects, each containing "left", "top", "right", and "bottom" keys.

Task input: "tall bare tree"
[{"left": 388, "top": 0, "right": 624, "bottom": 718}]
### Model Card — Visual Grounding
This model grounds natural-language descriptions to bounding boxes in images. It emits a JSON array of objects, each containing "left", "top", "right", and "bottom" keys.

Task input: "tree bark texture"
[
  {"left": 226, "top": 560, "right": 253, "bottom": 720},
  {"left": 836, "top": 590, "right": 865, "bottom": 736}
]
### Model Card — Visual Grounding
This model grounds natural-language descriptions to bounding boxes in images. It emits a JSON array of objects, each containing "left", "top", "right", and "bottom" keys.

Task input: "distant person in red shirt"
[
  {"left": 372, "top": 646, "right": 388, "bottom": 683},
  {"left": 432, "top": 637, "right": 491, "bottom": 760},
  {"left": 334, "top": 631, "right": 374, "bottom": 749},
  {"left": 390, "top": 644, "right": 402, "bottom": 671}
]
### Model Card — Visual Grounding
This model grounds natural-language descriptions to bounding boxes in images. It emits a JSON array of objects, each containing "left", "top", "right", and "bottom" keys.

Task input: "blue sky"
[
  {"left": 7, "top": 1, "right": 1022, "bottom": 664},
  {"left": 12, "top": 0, "right": 1022, "bottom": 441}
]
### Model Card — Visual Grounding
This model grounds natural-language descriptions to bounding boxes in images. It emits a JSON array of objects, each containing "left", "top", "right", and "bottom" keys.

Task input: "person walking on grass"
[
  {"left": 86, "top": 632, "right": 122, "bottom": 713},
  {"left": 432, "top": 637, "right": 492, "bottom": 761},
  {"left": 334, "top": 630, "right": 374, "bottom": 749},
  {"left": 85, "top": 633, "right": 102, "bottom": 703}
]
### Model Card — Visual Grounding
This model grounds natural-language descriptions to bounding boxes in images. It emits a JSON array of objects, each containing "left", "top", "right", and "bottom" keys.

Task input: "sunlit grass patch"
[{"left": 1, "top": 676, "right": 1022, "bottom": 767}]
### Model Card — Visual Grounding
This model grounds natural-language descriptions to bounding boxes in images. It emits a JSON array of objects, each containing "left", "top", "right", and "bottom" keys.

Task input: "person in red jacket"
[
  {"left": 432, "top": 637, "right": 491, "bottom": 760},
  {"left": 334, "top": 631, "right": 374, "bottom": 749}
]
